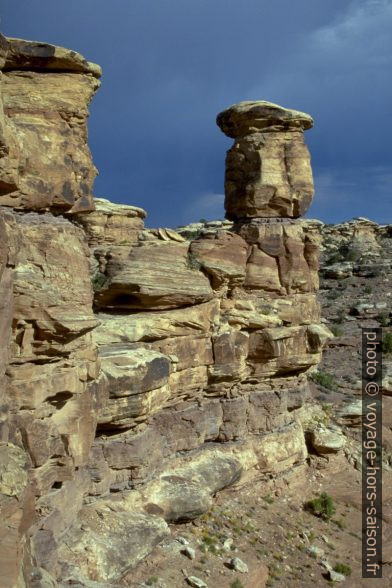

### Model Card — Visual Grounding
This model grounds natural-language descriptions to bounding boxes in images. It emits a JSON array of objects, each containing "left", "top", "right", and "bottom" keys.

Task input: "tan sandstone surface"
[{"left": 3, "top": 33, "right": 382, "bottom": 588}]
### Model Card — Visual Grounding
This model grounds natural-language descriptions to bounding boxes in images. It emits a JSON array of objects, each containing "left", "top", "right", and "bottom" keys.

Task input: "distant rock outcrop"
[{"left": 0, "top": 37, "right": 331, "bottom": 587}]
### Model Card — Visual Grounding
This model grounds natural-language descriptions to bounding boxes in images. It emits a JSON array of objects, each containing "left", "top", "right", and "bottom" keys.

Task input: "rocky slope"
[
  {"left": 0, "top": 33, "right": 389, "bottom": 588},
  {"left": 165, "top": 216, "right": 391, "bottom": 588}
]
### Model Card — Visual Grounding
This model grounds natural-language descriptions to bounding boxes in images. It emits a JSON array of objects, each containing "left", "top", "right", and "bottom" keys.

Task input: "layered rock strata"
[
  {"left": 0, "top": 35, "right": 102, "bottom": 587},
  {"left": 0, "top": 35, "right": 101, "bottom": 213},
  {"left": 0, "top": 37, "right": 329, "bottom": 587}
]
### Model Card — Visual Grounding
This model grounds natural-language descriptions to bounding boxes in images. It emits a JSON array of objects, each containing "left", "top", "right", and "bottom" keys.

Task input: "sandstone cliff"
[{"left": 0, "top": 34, "right": 332, "bottom": 587}]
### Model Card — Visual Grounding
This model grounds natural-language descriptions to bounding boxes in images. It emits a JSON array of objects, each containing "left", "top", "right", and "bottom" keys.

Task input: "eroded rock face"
[
  {"left": 0, "top": 209, "right": 18, "bottom": 441},
  {"left": 236, "top": 219, "right": 320, "bottom": 294},
  {"left": 94, "top": 241, "right": 214, "bottom": 310},
  {"left": 2, "top": 213, "right": 101, "bottom": 577},
  {"left": 0, "top": 36, "right": 100, "bottom": 213},
  {"left": 217, "top": 101, "right": 314, "bottom": 220},
  {"left": 0, "top": 54, "right": 330, "bottom": 587},
  {"left": 0, "top": 443, "right": 35, "bottom": 588},
  {"left": 76, "top": 197, "right": 146, "bottom": 247}
]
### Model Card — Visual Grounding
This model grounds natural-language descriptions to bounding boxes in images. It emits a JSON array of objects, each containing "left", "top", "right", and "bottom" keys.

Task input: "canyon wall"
[{"left": 0, "top": 35, "right": 330, "bottom": 587}]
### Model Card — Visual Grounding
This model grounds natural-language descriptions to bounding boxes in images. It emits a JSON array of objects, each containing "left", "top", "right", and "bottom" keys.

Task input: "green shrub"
[
  {"left": 310, "top": 371, "right": 337, "bottom": 391},
  {"left": 363, "top": 285, "right": 373, "bottom": 295},
  {"left": 333, "top": 562, "right": 352, "bottom": 576},
  {"left": 185, "top": 230, "right": 199, "bottom": 239},
  {"left": 200, "top": 533, "right": 219, "bottom": 553},
  {"left": 334, "top": 310, "right": 346, "bottom": 324},
  {"left": 383, "top": 332, "right": 392, "bottom": 354},
  {"left": 378, "top": 313, "right": 391, "bottom": 327},
  {"left": 231, "top": 581, "right": 245, "bottom": 588},
  {"left": 326, "top": 290, "right": 340, "bottom": 300},
  {"left": 327, "top": 253, "right": 343, "bottom": 264},
  {"left": 186, "top": 252, "right": 202, "bottom": 271},
  {"left": 145, "top": 577, "right": 159, "bottom": 586},
  {"left": 345, "top": 249, "right": 361, "bottom": 262},
  {"left": 262, "top": 494, "right": 274, "bottom": 504},
  {"left": 91, "top": 272, "right": 106, "bottom": 292},
  {"left": 330, "top": 325, "right": 344, "bottom": 337},
  {"left": 305, "top": 492, "right": 336, "bottom": 520}
]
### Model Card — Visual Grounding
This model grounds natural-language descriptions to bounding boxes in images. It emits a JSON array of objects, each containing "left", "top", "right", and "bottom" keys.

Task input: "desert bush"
[
  {"left": 333, "top": 562, "right": 352, "bottom": 576},
  {"left": 334, "top": 310, "right": 346, "bottom": 324},
  {"left": 326, "top": 290, "right": 340, "bottom": 300},
  {"left": 262, "top": 494, "right": 274, "bottom": 504},
  {"left": 310, "top": 371, "right": 337, "bottom": 391},
  {"left": 327, "top": 252, "right": 344, "bottom": 264},
  {"left": 91, "top": 272, "right": 106, "bottom": 292},
  {"left": 186, "top": 251, "right": 202, "bottom": 271},
  {"left": 330, "top": 325, "right": 344, "bottom": 337},
  {"left": 383, "top": 332, "right": 392, "bottom": 354},
  {"left": 345, "top": 249, "right": 361, "bottom": 262},
  {"left": 305, "top": 492, "right": 336, "bottom": 520},
  {"left": 378, "top": 313, "right": 391, "bottom": 327}
]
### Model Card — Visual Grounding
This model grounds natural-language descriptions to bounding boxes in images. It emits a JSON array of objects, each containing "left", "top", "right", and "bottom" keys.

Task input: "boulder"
[
  {"left": 58, "top": 507, "right": 169, "bottom": 583},
  {"left": 254, "top": 421, "right": 307, "bottom": 473},
  {"left": 217, "top": 100, "right": 313, "bottom": 137},
  {"left": 310, "top": 426, "right": 346, "bottom": 454}
]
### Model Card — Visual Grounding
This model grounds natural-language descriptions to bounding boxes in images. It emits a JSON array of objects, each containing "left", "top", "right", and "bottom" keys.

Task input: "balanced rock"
[{"left": 217, "top": 100, "right": 314, "bottom": 219}]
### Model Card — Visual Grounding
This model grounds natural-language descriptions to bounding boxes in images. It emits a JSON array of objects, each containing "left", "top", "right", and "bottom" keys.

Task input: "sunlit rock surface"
[{"left": 0, "top": 39, "right": 333, "bottom": 586}]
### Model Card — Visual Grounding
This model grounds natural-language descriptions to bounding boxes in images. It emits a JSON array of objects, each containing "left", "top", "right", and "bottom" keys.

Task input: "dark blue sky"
[{"left": 1, "top": 0, "right": 391, "bottom": 227}]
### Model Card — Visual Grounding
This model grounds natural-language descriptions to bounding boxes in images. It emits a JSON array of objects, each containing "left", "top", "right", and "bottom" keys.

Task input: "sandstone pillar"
[
  {"left": 217, "top": 100, "right": 323, "bottom": 376},
  {"left": 217, "top": 100, "right": 314, "bottom": 220},
  {"left": 0, "top": 36, "right": 101, "bottom": 214}
]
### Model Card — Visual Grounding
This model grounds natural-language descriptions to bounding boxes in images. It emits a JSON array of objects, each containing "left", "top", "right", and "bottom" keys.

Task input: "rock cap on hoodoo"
[
  {"left": 1, "top": 36, "right": 101, "bottom": 78},
  {"left": 217, "top": 100, "right": 313, "bottom": 138}
]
